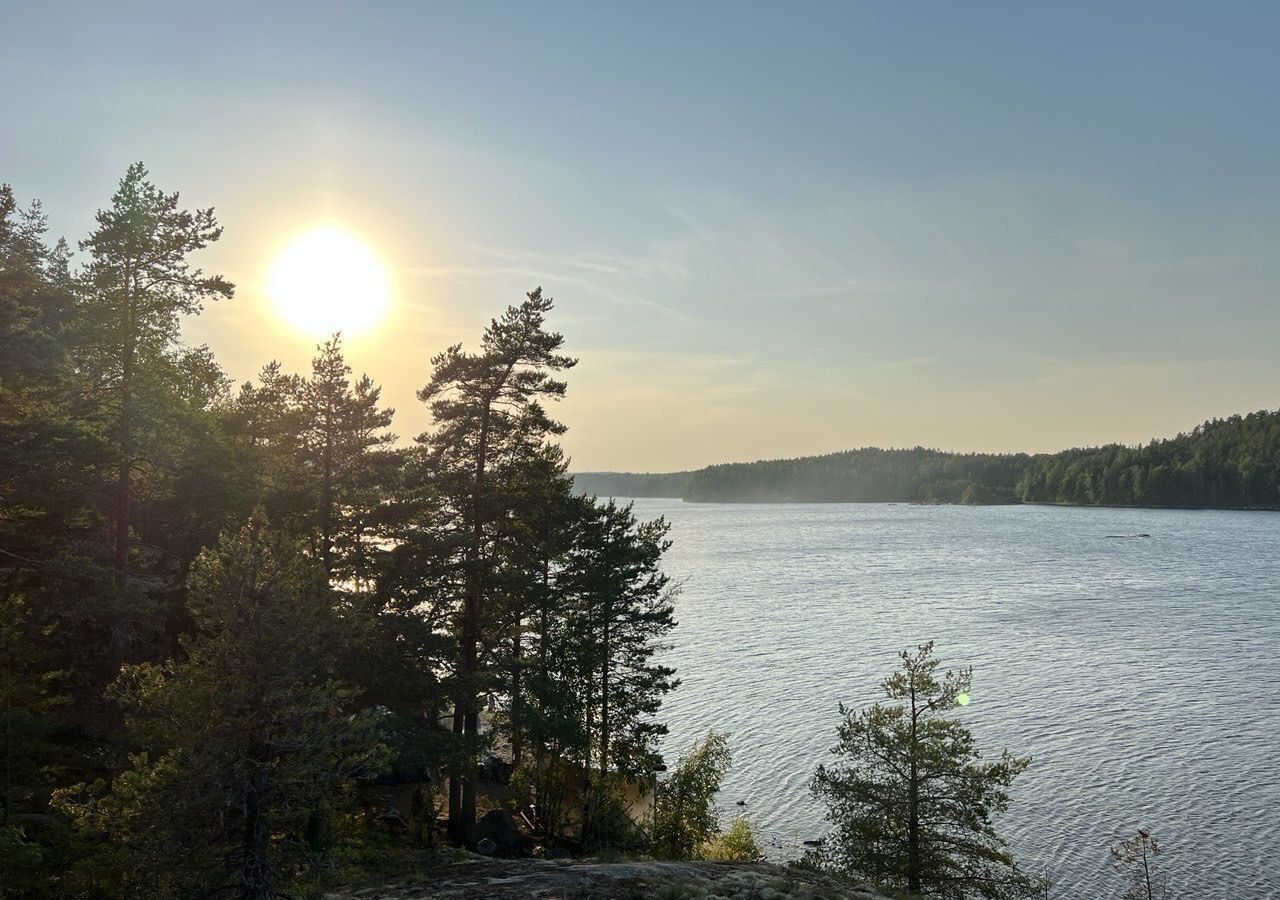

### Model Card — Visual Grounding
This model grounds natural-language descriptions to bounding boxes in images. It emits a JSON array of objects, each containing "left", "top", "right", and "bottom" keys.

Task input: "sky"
[{"left": 5, "top": 1, "right": 1279, "bottom": 472}]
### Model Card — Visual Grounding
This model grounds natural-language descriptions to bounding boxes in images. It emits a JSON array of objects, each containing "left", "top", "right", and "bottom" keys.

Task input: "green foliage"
[
  {"left": 229, "top": 343, "right": 441, "bottom": 798},
  {"left": 0, "top": 825, "right": 44, "bottom": 897},
  {"left": 3, "top": 172, "right": 683, "bottom": 892},
  {"left": 1018, "top": 411, "right": 1280, "bottom": 508},
  {"left": 291, "top": 335, "right": 397, "bottom": 582},
  {"left": 581, "top": 776, "right": 646, "bottom": 852},
  {"left": 54, "top": 518, "right": 390, "bottom": 898},
  {"left": 0, "top": 184, "right": 99, "bottom": 561},
  {"left": 572, "top": 500, "right": 679, "bottom": 781},
  {"left": 77, "top": 162, "right": 235, "bottom": 582},
  {"left": 409, "top": 288, "right": 579, "bottom": 841},
  {"left": 653, "top": 731, "right": 732, "bottom": 859},
  {"left": 572, "top": 470, "right": 693, "bottom": 498},
  {"left": 810, "top": 643, "right": 1041, "bottom": 900},
  {"left": 631, "top": 409, "right": 1280, "bottom": 509},
  {"left": 0, "top": 593, "right": 66, "bottom": 828},
  {"left": 703, "top": 816, "right": 764, "bottom": 862},
  {"left": 684, "top": 447, "right": 1028, "bottom": 504}
]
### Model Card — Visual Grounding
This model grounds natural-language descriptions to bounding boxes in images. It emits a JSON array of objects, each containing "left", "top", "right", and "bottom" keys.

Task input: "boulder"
[{"left": 476, "top": 808, "right": 524, "bottom": 855}]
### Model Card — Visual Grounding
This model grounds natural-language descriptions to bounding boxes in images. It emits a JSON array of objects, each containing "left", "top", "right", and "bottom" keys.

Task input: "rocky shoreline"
[{"left": 324, "top": 853, "right": 889, "bottom": 900}]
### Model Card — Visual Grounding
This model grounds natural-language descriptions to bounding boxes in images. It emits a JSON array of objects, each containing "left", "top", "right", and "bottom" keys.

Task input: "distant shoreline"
[
  {"left": 579, "top": 493, "right": 1280, "bottom": 513},
  {"left": 572, "top": 408, "right": 1280, "bottom": 511}
]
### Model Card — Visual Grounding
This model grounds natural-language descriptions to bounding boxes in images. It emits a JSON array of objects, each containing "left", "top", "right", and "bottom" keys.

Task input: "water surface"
[{"left": 631, "top": 499, "right": 1280, "bottom": 899}]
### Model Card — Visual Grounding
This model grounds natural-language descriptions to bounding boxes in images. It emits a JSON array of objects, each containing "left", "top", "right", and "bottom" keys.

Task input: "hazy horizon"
[{"left": 6, "top": 1, "right": 1279, "bottom": 471}]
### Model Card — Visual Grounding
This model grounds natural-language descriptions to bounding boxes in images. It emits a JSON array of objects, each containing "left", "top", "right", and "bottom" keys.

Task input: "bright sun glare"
[{"left": 266, "top": 226, "right": 390, "bottom": 337}]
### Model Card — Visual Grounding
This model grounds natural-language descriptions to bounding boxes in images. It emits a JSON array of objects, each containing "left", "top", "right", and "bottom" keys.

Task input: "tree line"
[
  {"left": 0, "top": 167, "right": 679, "bottom": 897},
  {"left": 577, "top": 414, "right": 1280, "bottom": 509}
]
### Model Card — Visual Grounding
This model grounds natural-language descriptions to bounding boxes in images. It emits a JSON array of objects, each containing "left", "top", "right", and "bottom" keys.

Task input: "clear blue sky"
[{"left": 5, "top": 1, "right": 1278, "bottom": 470}]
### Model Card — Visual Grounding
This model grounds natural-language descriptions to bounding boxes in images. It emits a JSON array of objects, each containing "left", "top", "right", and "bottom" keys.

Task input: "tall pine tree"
[
  {"left": 77, "top": 162, "right": 233, "bottom": 585},
  {"left": 414, "top": 289, "right": 575, "bottom": 843}
]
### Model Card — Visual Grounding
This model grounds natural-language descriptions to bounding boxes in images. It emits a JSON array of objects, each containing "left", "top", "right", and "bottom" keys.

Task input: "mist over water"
[{"left": 630, "top": 499, "right": 1280, "bottom": 899}]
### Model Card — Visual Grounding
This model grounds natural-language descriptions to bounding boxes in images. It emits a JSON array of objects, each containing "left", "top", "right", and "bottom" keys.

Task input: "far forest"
[{"left": 573, "top": 410, "right": 1280, "bottom": 508}]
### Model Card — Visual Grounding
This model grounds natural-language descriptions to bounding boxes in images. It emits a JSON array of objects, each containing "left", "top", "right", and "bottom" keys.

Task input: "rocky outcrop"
[{"left": 325, "top": 852, "right": 889, "bottom": 899}]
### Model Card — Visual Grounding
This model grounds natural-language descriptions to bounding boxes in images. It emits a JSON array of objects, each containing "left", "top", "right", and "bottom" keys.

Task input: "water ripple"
[{"left": 635, "top": 500, "right": 1280, "bottom": 900}]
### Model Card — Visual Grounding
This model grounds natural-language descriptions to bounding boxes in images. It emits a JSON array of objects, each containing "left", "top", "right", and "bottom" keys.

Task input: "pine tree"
[
  {"left": 77, "top": 162, "right": 233, "bottom": 585},
  {"left": 0, "top": 591, "right": 65, "bottom": 827},
  {"left": 54, "top": 517, "right": 388, "bottom": 899},
  {"left": 414, "top": 289, "right": 575, "bottom": 843},
  {"left": 811, "top": 642, "right": 1042, "bottom": 899},
  {"left": 498, "top": 444, "right": 577, "bottom": 768},
  {"left": 501, "top": 447, "right": 582, "bottom": 808},
  {"left": 0, "top": 183, "right": 99, "bottom": 566},
  {"left": 294, "top": 335, "right": 396, "bottom": 585},
  {"left": 0, "top": 186, "right": 109, "bottom": 869},
  {"left": 570, "top": 500, "right": 678, "bottom": 782}
]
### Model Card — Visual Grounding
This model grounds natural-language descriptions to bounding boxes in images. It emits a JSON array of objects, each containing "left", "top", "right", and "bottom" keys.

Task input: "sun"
[{"left": 266, "top": 226, "right": 390, "bottom": 337}]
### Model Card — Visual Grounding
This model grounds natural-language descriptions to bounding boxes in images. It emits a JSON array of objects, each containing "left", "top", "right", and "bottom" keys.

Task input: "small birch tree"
[{"left": 1110, "top": 829, "right": 1171, "bottom": 900}]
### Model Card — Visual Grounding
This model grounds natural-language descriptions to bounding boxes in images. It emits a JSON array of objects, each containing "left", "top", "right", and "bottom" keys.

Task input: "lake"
[{"left": 628, "top": 499, "right": 1280, "bottom": 899}]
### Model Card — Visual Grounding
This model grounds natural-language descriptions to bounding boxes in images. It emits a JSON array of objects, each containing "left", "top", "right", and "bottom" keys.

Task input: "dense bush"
[
  {"left": 703, "top": 816, "right": 763, "bottom": 862},
  {"left": 653, "top": 732, "right": 732, "bottom": 859}
]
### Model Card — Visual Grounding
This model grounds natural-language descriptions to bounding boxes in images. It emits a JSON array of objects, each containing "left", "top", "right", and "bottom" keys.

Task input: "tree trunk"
[
  {"left": 538, "top": 557, "right": 550, "bottom": 677},
  {"left": 510, "top": 632, "right": 523, "bottom": 766},
  {"left": 447, "top": 702, "right": 465, "bottom": 843},
  {"left": 114, "top": 301, "right": 134, "bottom": 588},
  {"left": 461, "top": 697, "right": 478, "bottom": 844},
  {"left": 599, "top": 605, "right": 610, "bottom": 781},
  {"left": 319, "top": 411, "right": 334, "bottom": 581},
  {"left": 451, "top": 399, "right": 491, "bottom": 846},
  {"left": 240, "top": 753, "right": 271, "bottom": 900},
  {"left": 906, "top": 681, "right": 921, "bottom": 893},
  {"left": 581, "top": 653, "right": 594, "bottom": 840},
  {"left": 3, "top": 634, "right": 12, "bottom": 828}
]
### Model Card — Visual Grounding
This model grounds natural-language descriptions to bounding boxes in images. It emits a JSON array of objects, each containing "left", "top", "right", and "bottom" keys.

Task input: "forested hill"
[
  {"left": 574, "top": 409, "right": 1280, "bottom": 508},
  {"left": 686, "top": 447, "right": 1030, "bottom": 504},
  {"left": 1019, "top": 410, "right": 1280, "bottom": 507},
  {"left": 570, "top": 470, "right": 692, "bottom": 498}
]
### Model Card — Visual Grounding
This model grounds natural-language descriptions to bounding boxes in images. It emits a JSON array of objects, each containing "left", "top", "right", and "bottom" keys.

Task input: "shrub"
[
  {"left": 653, "top": 731, "right": 732, "bottom": 859},
  {"left": 702, "top": 816, "right": 763, "bottom": 862},
  {"left": 582, "top": 776, "right": 645, "bottom": 852}
]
